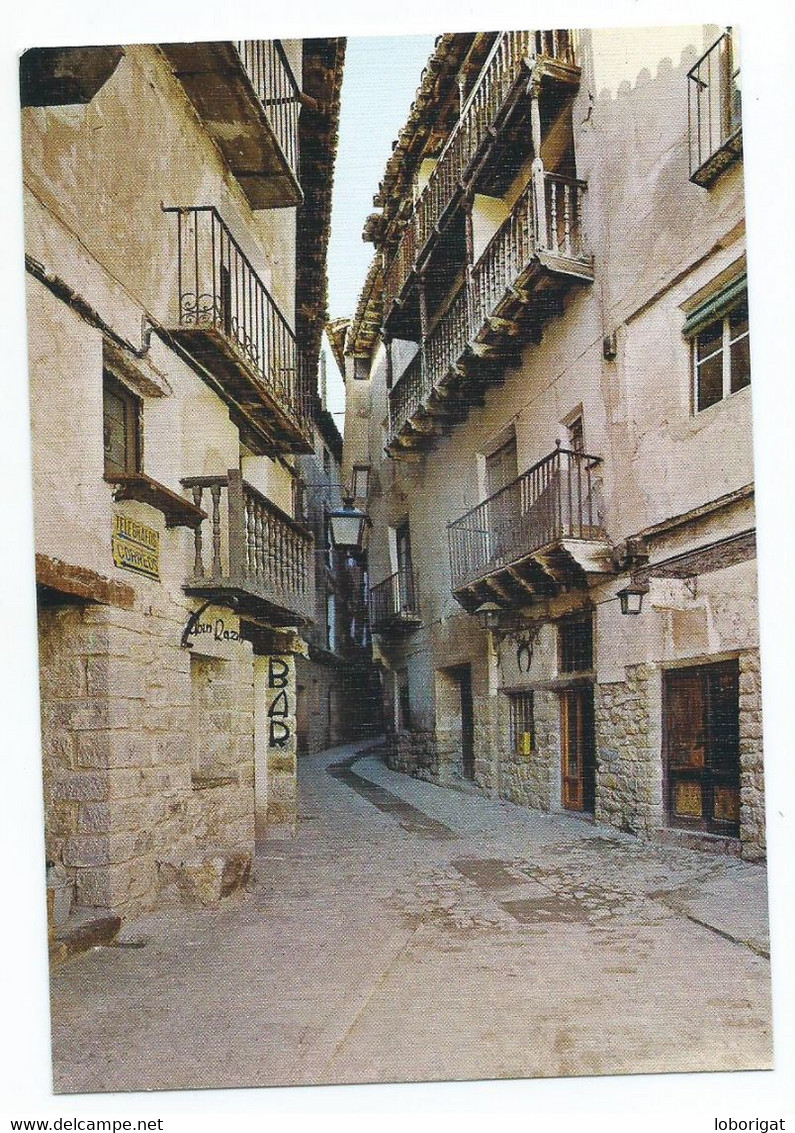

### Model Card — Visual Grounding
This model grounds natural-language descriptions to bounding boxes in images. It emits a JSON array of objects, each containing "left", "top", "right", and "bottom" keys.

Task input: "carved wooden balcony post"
[
  {"left": 527, "top": 70, "right": 546, "bottom": 250},
  {"left": 227, "top": 467, "right": 246, "bottom": 581}
]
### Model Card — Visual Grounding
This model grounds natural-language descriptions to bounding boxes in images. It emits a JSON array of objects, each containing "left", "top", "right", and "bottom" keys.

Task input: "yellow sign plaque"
[{"left": 112, "top": 513, "right": 160, "bottom": 580}]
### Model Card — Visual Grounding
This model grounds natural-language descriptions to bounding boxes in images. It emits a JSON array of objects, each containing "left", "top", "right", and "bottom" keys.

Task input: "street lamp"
[
  {"left": 617, "top": 582, "right": 648, "bottom": 615},
  {"left": 475, "top": 601, "right": 503, "bottom": 631},
  {"left": 327, "top": 497, "right": 369, "bottom": 551}
]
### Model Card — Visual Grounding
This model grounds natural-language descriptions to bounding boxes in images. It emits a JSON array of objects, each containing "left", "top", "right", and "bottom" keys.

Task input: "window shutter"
[{"left": 682, "top": 273, "right": 747, "bottom": 338}]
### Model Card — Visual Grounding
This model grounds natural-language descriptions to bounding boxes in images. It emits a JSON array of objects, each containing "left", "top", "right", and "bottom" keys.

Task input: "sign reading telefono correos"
[{"left": 112, "top": 513, "right": 160, "bottom": 580}]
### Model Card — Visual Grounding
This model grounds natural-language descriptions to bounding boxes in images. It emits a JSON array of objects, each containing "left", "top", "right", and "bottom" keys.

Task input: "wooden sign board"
[{"left": 112, "top": 513, "right": 160, "bottom": 580}]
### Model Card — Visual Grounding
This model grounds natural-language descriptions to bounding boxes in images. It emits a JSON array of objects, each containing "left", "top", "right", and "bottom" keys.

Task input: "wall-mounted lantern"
[
  {"left": 327, "top": 498, "right": 369, "bottom": 551},
  {"left": 617, "top": 582, "right": 648, "bottom": 615},
  {"left": 475, "top": 601, "right": 503, "bottom": 631}
]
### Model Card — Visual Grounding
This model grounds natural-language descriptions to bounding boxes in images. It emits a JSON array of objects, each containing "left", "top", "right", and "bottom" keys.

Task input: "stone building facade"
[
  {"left": 21, "top": 38, "right": 345, "bottom": 939},
  {"left": 339, "top": 27, "right": 764, "bottom": 860}
]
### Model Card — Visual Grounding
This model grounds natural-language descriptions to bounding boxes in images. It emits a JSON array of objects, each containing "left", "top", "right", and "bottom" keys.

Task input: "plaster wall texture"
[{"left": 22, "top": 46, "right": 296, "bottom": 325}]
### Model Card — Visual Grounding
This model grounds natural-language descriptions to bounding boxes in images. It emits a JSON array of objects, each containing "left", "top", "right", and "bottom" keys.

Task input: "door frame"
[
  {"left": 662, "top": 658, "right": 741, "bottom": 837},
  {"left": 560, "top": 684, "right": 596, "bottom": 813}
]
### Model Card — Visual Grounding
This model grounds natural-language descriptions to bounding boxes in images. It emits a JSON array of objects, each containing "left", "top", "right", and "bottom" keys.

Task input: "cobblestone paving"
[{"left": 50, "top": 741, "right": 772, "bottom": 1093}]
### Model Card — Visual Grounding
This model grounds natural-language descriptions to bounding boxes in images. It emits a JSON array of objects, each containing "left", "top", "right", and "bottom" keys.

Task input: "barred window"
[{"left": 509, "top": 691, "right": 535, "bottom": 756}]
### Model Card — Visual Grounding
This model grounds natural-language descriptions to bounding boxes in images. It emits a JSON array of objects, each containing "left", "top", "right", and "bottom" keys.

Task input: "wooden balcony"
[
  {"left": 165, "top": 206, "right": 313, "bottom": 456},
  {"left": 387, "top": 172, "right": 593, "bottom": 455},
  {"left": 383, "top": 29, "right": 579, "bottom": 313},
  {"left": 369, "top": 569, "right": 421, "bottom": 634},
  {"left": 447, "top": 447, "right": 614, "bottom": 612},
  {"left": 688, "top": 29, "right": 742, "bottom": 187},
  {"left": 159, "top": 40, "right": 302, "bottom": 209},
  {"left": 182, "top": 471, "right": 315, "bottom": 626}
]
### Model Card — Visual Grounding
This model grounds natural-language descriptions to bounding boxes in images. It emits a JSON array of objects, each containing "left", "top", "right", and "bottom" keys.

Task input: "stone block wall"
[
  {"left": 739, "top": 648, "right": 765, "bottom": 861},
  {"left": 594, "top": 663, "right": 663, "bottom": 839},
  {"left": 386, "top": 729, "right": 438, "bottom": 780},
  {"left": 38, "top": 597, "right": 256, "bottom": 920},
  {"left": 471, "top": 693, "right": 497, "bottom": 791},
  {"left": 497, "top": 689, "right": 559, "bottom": 810}
]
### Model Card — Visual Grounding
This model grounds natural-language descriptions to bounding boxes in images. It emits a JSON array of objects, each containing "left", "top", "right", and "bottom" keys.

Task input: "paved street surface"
[{"left": 50, "top": 741, "right": 772, "bottom": 1093}]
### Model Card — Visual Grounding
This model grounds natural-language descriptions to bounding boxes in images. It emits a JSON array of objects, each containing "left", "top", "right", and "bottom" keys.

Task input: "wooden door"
[
  {"left": 459, "top": 666, "right": 475, "bottom": 780},
  {"left": 561, "top": 687, "right": 595, "bottom": 812},
  {"left": 664, "top": 661, "right": 740, "bottom": 835},
  {"left": 486, "top": 437, "right": 518, "bottom": 562},
  {"left": 396, "top": 521, "right": 413, "bottom": 611}
]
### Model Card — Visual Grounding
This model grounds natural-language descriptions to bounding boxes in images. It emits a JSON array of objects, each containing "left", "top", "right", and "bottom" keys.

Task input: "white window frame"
[{"left": 691, "top": 300, "right": 750, "bottom": 413}]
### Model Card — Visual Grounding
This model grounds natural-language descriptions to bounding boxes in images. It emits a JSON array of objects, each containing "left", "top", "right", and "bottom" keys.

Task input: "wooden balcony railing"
[
  {"left": 165, "top": 205, "right": 312, "bottom": 452},
  {"left": 182, "top": 469, "right": 315, "bottom": 624},
  {"left": 448, "top": 447, "right": 604, "bottom": 591},
  {"left": 369, "top": 568, "right": 420, "bottom": 632},
  {"left": 388, "top": 172, "right": 590, "bottom": 443},
  {"left": 235, "top": 40, "right": 301, "bottom": 181},
  {"left": 383, "top": 29, "right": 576, "bottom": 312},
  {"left": 389, "top": 351, "right": 429, "bottom": 439},
  {"left": 425, "top": 283, "right": 471, "bottom": 391},
  {"left": 688, "top": 29, "right": 742, "bottom": 186}
]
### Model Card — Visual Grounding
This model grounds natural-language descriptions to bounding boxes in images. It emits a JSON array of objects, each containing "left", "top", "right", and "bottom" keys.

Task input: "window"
[
  {"left": 103, "top": 372, "right": 140, "bottom": 476},
  {"left": 351, "top": 465, "right": 370, "bottom": 501},
  {"left": 509, "top": 691, "right": 535, "bottom": 757},
  {"left": 395, "top": 521, "right": 415, "bottom": 612},
  {"left": 485, "top": 434, "right": 518, "bottom": 498},
  {"left": 326, "top": 591, "right": 337, "bottom": 652},
  {"left": 567, "top": 414, "right": 584, "bottom": 454},
  {"left": 397, "top": 670, "right": 412, "bottom": 731},
  {"left": 292, "top": 477, "right": 307, "bottom": 523},
  {"left": 559, "top": 614, "right": 593, "bottom": 673},
  {"left": 691, "top": 296, "right": 750, "bottom": 412}
]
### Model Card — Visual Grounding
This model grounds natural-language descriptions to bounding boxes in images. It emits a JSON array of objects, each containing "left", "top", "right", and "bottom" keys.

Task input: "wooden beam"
[
  {"left": 36, "top": 554, "right": 135, "bottom": 609},
  {"left": 506, "top": 566, "right": 537, "bottom": 599}
]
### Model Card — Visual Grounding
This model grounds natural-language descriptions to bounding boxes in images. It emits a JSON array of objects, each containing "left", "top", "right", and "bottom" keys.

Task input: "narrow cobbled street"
[{"left": 51, "top": 741, "right": 772, "bottom": 1094}]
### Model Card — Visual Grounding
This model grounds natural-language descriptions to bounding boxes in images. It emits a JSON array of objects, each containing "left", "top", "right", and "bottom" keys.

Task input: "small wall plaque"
[{"left": 112, "top": 513, "right": 160, "bottom": 580}]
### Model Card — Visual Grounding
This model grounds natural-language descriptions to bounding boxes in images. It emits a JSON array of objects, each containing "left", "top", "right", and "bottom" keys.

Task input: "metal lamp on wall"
[
  {"left": 617, "top": 582, "right": 648, "bottom": 615},
  {"left": 327, "top": 498, "right": 369, "bottom": 551},
  {"left": 475, "top": 601, "right": 504, "bottom": 631}
]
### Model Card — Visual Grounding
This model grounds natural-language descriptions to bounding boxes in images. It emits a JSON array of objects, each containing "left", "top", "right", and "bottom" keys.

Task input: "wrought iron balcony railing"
[
  {"left": 448, "top": 447, "right": 604, "bottom": 592},
  {"left": 235, "top": 40, "right": 300, "bottom": 181},
  {"left": 388, "top": 172, "right": 590, "bottom": 445},
  {"left": 166, "top": 205, "right": 312, "bottom": 454},
  {"left": 688, "top": 28, "right": 742, "bottom": 187},
  {"left": 160, "top": 40, "right": 302, "bottom": 208},
  {"left": 369, "top": 568, "right": 420, "bottom": 633},
  {"left": 182, "top": 470, "right": 315, "bottom": 624},
  {"left": 383, "top": 29, "right": 577, "bottom": 313}
]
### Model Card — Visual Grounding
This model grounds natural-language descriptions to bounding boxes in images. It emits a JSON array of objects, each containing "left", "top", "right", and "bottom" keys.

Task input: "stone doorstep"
[
  {"left": 49, "top": 907, "right": 122, "bottom": 966},
  {"left": 655, "top": 826, "right": 744, "bottom": 858}
]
